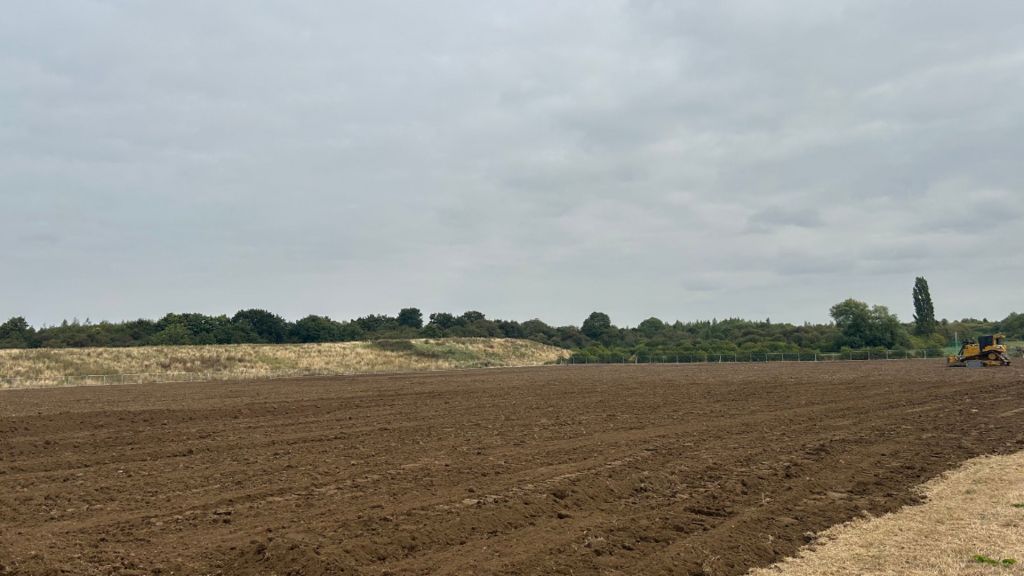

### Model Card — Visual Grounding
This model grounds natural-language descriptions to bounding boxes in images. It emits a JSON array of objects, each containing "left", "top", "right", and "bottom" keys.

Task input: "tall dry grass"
[{"left": 0, "top": 338, "right": 569, "bottom": 389}]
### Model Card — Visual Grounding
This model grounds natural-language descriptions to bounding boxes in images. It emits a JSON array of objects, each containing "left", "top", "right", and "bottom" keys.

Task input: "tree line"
[
  {"left": 1, "top": 277, "right": 1020, "bottom": 354},
  {"left": 0, "top": 309, "right": 586, "bottom": 350}
]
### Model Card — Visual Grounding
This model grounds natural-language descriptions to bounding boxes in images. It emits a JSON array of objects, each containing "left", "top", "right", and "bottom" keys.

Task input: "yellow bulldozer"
[{"left": 947, "top": 334, "right": 1012, "bottom": 367}]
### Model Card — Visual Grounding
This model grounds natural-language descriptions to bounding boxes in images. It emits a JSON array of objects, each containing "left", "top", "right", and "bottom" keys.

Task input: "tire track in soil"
[{"left": 1, "top": 363, "right": 1023, "bottom": 575}]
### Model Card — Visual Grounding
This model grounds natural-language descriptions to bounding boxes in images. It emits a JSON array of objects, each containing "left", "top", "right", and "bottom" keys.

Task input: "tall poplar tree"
[{"left": 912, "top": 277, "right": 937, "bottom": 335}]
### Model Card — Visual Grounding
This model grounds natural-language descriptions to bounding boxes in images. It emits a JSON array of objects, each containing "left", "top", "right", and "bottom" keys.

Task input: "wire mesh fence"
[{"left": 560, "top": 349, "right": 950, "bottom": 365}]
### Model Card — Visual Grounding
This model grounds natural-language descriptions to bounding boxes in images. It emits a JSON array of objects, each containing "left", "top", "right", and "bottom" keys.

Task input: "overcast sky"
[{"left": 2, "top": 1, "right": 1022, "bottom": 328}]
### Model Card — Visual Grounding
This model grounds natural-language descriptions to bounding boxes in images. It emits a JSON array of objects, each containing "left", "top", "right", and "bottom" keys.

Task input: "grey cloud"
[{"left": 2, "top": 0, "right": 1023, "bottom": 326}]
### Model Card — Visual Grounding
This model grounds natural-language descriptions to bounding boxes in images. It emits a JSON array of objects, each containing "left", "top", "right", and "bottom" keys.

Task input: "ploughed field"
[{"left": 1, "top": 363, "right": 1023, "bottom": 576}]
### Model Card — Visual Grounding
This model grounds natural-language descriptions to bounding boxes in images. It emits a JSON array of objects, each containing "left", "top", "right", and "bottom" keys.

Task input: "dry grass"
[
  {"left": 0, "top": 338, "right": 569, "bottom": 389},
  {"left": 749, "top": 451, "right": 1024, "bottom": 576}
]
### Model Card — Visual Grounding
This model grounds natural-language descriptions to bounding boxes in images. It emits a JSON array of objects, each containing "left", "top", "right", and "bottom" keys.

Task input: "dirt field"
[{"left": 2, "top": 362, "right": 1023, "bottom": 576}]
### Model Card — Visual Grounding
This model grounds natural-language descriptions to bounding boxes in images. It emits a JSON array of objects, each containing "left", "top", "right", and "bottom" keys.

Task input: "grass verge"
[{"left": 749, "top": 451, "right": 1024, "bottom": 576}]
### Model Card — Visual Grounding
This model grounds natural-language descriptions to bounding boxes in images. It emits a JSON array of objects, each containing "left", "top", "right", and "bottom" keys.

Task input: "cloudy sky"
[{"left": 2, "top": 1, "right": 1022, "bottom": 328}]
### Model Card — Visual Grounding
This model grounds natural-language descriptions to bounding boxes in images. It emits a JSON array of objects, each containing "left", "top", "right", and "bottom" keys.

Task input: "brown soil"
[{"left": 1, "top": 362, "right": 1022, "bottom": 576}]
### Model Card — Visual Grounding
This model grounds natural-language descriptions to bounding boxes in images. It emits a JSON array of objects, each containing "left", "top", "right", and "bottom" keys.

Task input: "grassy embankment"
[{"left": 0, "top": 338, "right": 569, "bottom": 389}]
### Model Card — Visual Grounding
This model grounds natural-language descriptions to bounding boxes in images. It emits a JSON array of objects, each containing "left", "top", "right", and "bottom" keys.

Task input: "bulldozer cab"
[{"left": 980, "top": 334, "right": 1007, "bottom": 350}]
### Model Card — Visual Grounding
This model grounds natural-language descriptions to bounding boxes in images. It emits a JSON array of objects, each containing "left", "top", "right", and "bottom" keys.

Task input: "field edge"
[{"left": 749, "top": 450, "right": 1024, "bottom": 576}]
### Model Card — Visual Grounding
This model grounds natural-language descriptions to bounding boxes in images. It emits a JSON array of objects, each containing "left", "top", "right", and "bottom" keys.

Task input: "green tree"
[
  {"left": 149, "top": 322, "right": 193, "bottom": 345},
  {"left": 582, "top": 312, "right": 612, "bottom": 340},
  {"left": 420, "top": 324, "right": 443, "bottom": 338},
  {"left": 427, "top": 312, "right": 456, "bottom": 330},
  {"left": 638, "top": 317, "right": 666, "bottom": 336},
  {"left": 830, "top": 299, "right": 872, "bottom": 349},
  {"left": 397, "top": 307, "right": 424, "bottom": 329},
  {"left": 998, "top": 312, "right": 1024, "bottom": 339},
  {"left": 232, "top": 309, "right": 288, "bottom": 343},
  {"left": 830, "top": 299, "right": 909, "bottom": 349},
  {"left": 866, "top": 305, "right": 910, "bottom": 349},
  {"left": 453, "top": 311, "right": 499, "bottom": 337},
  {"left": 291, "top": 315, "right": 340, "bottom": 343},
  {"left": 354, "top": 314, "right": 397, "bottom": 334},
  {"left": 0, "top": 317, "right": 32, "bottom": 348},
  {"left": 496, "top": 320, "right": 523, "bottom": 338},
  {"left": 460, "top": 311, "right": 486, "bottom": 323},
  {"left": 153, "top": 313, "right": 230, "bottom": 345},
  {"left": 912, "top": 277, "right": 937, "bottom": 335}
]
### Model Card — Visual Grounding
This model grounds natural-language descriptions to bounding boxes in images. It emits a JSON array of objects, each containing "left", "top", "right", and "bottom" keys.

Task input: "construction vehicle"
[{"left": 947, "top": 334, "right": 1012, "bottom": 367}]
